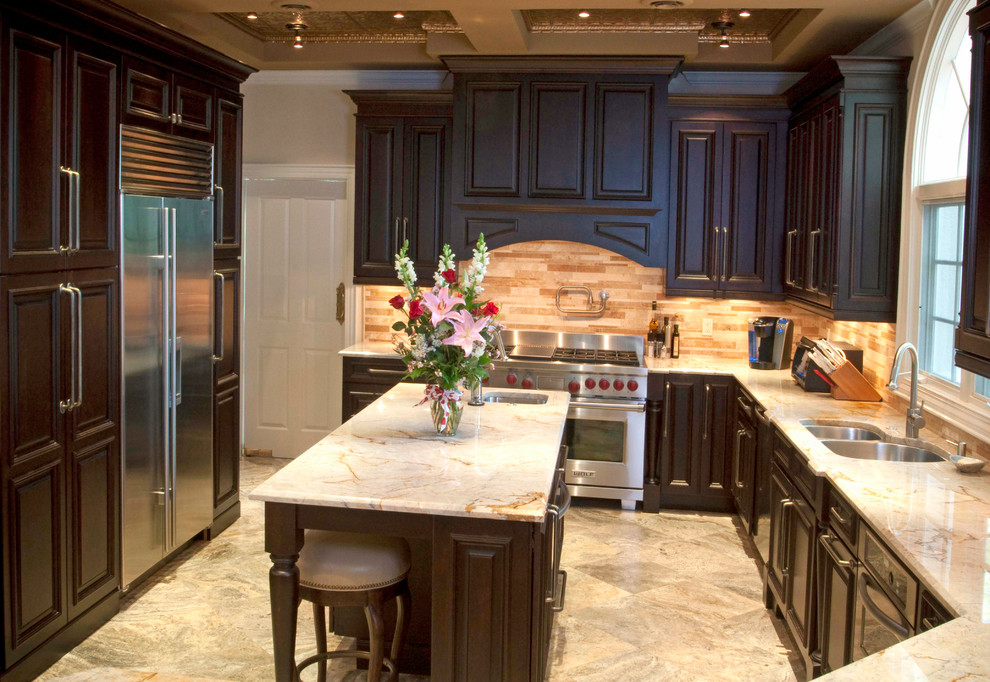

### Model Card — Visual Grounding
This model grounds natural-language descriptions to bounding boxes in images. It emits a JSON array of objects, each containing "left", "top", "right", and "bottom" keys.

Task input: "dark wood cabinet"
[
  {"left": 444, "top": 57, "right": 680, "bottom": 267},
  {"left": 210, "top": 260, "right": 240, "bottom": 535},
  {"left": 956, "top": 2, "right": 990, "bottom": 377},
  {"left": 782, "top": 57, "right": 909, "bottom": 321},
  {"left": 1, "top": 18, "right": 118, "bottom": 276},
  {"left": 347, "top": 92, "right": 451, "bottom": 285},
  {"left": 648, "top": 374, "right": 734, "bottom": 512},
  {"left": 817, "top": 487, "right": 858, "bottom": 675},
  {"left": 342, "top": 356, "right": 409, "bottom": 422},
  {"left": 121, "top": 57, "right": 214, "bottom": 142},
  {"left": 213, "top": 95, "right": 242, "bottom": 260},
  {"left": 731, "top": 390, "right": 758, "bottom": 532},
  {"left": 667, "top": 117, "right": 785, "bottom": 298},
  {"left": 0, "top": 267, "right": 119, "bottom": 668}
]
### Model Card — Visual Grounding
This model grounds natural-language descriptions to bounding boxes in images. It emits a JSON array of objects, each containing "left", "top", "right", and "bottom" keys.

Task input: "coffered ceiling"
[{"left": 110, "top": 1, "right": 921, "bottom": 71}]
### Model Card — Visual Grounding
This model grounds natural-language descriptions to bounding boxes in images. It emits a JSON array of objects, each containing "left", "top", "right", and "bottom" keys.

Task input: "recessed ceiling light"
[
  {"left": 246, "top": 12, "right": 259, "bottom": 20},
  {"left": 578, "top": 10, "right": 591, "bottom": 18},
  {"left": 719, "top": 36, "right": 730, "bottom": 48},
  {"left": 649, "top": 0, "right": 686, "bottom": 8},
  {"left": 738, "top": 9, "right": 751, "bottom": 18},
  {"left": 393, "top": 11, "right": 405, "bottom": 19}
]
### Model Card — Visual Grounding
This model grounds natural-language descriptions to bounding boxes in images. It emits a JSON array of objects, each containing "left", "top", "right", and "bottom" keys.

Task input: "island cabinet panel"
[
  {"left": 782, "top": 57, "right": 909, "bottom": 321},
  {"left": 667, "top": 115, "right": 785, "bottom": 299},
  {"left": 445, "top": 58, "right": 679, "bottom": 268},
  {"left": 956, "top": 1, "right": 990, "bottom": 376},
  {"left": 646, "top": 373, "right": 735, "bottom": 513},
  {"left": 348, "top": 91, "right": 451, "bottom": 285}
]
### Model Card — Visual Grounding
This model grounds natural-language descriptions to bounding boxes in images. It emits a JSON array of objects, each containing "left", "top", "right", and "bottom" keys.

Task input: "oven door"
[
  {"left": 562, "top": 400, "right": 645, "bottom": 492},
  {"left": 851, "top": 568, "right": 914, "bottom": 661}
]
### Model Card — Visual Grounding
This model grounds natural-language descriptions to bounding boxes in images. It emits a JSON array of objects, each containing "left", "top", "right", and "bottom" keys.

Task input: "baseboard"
[{"left": 205, "top": 500, "right": 241, "bottom": 539}]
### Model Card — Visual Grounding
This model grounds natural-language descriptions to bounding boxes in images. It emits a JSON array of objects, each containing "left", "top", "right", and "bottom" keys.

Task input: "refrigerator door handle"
[
  {"left": 168, "top": 206, "right": 179, "bottom": 551},
  {"left": 213, "top": 271, "right": 225, "bottom": 364},
  {"left": 70, "top": 285, "right": 83, "bottom": 409},
  {"left": 162, "top": 205, "right": 174, "bottom": 551},
  {"left": 174, "top": 337, "right": 183, "bottom": 405}
]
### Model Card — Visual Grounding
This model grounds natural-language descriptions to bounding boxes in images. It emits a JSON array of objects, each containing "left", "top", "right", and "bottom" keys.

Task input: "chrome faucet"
[
  {"left": 886, "top": 342, "right": 926, "bottom": 439},
  {"left": 472, "top": 330, "right": 508, "bottom": 407}
]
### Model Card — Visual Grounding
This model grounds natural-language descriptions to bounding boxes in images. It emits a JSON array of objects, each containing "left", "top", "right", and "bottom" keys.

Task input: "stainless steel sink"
[
  {"left": 482, "top": 391, "right": 549, "bottom": 405},
  {"left": 819, "top": 440, "right": 945, "bottom": 463},
  {"left": 803, "top": 425, "right": 883, "bottom": 441}
]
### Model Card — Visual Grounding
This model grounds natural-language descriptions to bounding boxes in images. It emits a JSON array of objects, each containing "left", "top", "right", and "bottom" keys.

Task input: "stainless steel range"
[{"left": 486, "top": 331, "right": 647, "bottom": 510}]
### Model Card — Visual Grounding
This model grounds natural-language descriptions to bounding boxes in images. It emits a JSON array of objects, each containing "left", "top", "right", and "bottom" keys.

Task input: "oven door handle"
[
  {"left": 569, "top": 400, "right": 646, "bottom": 413},
  {"left": 858, "top": 572, "right": 911, "bottom": 639}
]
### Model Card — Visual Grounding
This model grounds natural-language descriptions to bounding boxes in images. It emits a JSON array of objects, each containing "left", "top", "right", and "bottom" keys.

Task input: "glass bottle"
[
  {"left": 671, "top": 324, "right": 680, "bottom": 359},
  {"left": 647, "top": 301, "right": 659, "bottom": 358}
]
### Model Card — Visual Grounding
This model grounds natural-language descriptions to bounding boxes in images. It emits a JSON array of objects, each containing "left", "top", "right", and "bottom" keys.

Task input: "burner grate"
[{"left": 551, "top": 347, "right": 640, "bottom": 366}]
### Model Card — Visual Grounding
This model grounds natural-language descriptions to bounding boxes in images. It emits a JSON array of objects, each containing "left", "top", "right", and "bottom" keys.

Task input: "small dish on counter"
[{"left": 950, "top": 454, "right": 987, "bottom": 473}]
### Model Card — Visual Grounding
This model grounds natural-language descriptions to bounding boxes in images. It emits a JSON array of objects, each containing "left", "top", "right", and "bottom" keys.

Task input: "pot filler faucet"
[{"left": 886, "top": 342, "right": 926, "bottom": 439}]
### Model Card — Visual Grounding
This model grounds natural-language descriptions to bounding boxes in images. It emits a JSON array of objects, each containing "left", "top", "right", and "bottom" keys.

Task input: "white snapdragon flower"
[
  {"left": 462, "top": 234, "right": 489, "bottom": 299},
  {"left": 394, "top": 249, "right": 418, "bottom": 297}
]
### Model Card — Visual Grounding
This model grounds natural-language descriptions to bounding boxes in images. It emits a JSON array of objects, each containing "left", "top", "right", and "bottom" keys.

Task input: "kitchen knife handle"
[{"left": 213, "top": 271, "right": 225, "bottom": 364}]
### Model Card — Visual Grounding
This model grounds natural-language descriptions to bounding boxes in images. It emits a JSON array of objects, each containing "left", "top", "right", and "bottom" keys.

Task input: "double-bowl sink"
[{"left": 801, "top": 420, "right": 945, "bottom": 463}]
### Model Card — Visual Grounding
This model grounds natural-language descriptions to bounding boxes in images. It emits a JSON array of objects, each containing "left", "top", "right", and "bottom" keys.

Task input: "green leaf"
[{"left": 391, "top": 321, "right": 405, "bottom": 331}]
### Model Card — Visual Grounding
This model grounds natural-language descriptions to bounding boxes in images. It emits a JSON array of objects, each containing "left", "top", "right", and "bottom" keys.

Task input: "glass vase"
[{"left": 431, "top": 397, "right": 463, "bottom": 436}]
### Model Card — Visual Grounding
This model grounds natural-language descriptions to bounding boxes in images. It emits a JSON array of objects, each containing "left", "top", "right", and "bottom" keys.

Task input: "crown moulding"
[{"left": 440, "top": 55, "right": 684, "bottom": 76}]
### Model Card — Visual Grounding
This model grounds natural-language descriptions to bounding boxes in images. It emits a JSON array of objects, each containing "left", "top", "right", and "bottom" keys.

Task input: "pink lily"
[
  {"left": 443, "top": 309, "right": 490, "bottom": 356},
  {"left": 421, "top": 287, "right": 465, "bottom": 327}
]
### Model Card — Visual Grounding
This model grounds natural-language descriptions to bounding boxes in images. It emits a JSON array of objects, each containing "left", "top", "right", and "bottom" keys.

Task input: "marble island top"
[{"left": 250, "top": 382, "right": 570, "bottom": 522}]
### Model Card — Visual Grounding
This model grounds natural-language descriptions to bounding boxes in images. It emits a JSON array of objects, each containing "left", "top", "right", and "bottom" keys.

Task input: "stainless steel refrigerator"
[{"left": 121, "top": 194, "right": 214, "bottom": 588}]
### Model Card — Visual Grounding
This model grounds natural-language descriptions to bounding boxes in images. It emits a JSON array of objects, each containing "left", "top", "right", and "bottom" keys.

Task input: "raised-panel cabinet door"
[
  {"left": 341, "top": 383, "right": 390, "bottom": 423},
  {"left": 64, "top": 39, "right": 118, "bottom": 271},
  {"left": 818, "top": 532, "right": 856, "bottom": 673},
  {"left": 354, "top": 118, "right": 404, "bottom": 281},
  {"left": 172, "top": 74, "right": 213, "bottom": 142},
  {"left": 816, "top": 99, "right": 842, "bottom": 303},
  {"left": 213, "top": 261, "right": 240, "bottom": 389},
  {"left": 403, "top": 118, "right": 449, "bottom": 280},
  {"left": 767, "top": 465, "right": 791, "bottom": 600},
  {"left": 528, "top": 82, "right": 586, "bottom": 199},
  {"left": 659, "top": 375, "right": 701, "bottom": 501},
  {"left": 594, "top": 82, "right": 654, "bottom": 200},
  {"left": 721, "top": 123, "right": 775, "bottom": 293},
  {"left": 667, "top": 122, "right": 720, "bottom": 292},
  {"left": 120, "top": 57, "right": 170, "bottom": 133},
  {"left": 1, "top": 19, "right": 65, "bottom": 274},
  {"left": 783, "top": 125, "right": 803, "bottom": 291},
  {"left": 699, "top": 378, "right": 733, "bottom": 501},
  {"left": 785, "top": 494, "right": 817, "bottom": 651},
  {"left": 214, "top": 96, "right": 243, "bottom": 259},
  {"left": 67, "top": 436, "right": 117, "bottom": 620},
  {"left": 3, "top": 458, "right": 68, "bottom": 666},
  {"left": 213, "top": 384, "right": 239, "bottom": 515},
  {"left": 0, "top": 273, "right": 67, "bottom": 470},
  {"left": 462, "top": 81, "right": 522, "bottom": 197},
  {"left": 801, "top": 113, "right": 821, "bottom": 297}
]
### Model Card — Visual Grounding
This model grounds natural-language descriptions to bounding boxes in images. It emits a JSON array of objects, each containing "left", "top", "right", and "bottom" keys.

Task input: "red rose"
[
  {"left": 482, "top": 301, "right": 500, "bottom": 316},
  {"left": 442, "top": 269, "right": 457, "bottom": 283},
  {"left": 389, "top": 294, "right": 405, "bottom": 309},
  {"left": 408, "top": 299, "right": 425, "bottom": 319}
]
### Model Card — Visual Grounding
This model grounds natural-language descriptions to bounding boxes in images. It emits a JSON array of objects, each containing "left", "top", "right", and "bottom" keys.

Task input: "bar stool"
[{"left": 294, "top": 530, "right": 411, "bottom": 682}]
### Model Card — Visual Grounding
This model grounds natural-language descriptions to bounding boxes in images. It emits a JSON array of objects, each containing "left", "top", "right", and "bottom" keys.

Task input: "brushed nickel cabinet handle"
[
  {"left": 213, "top": 272, "right": 225, "bottom": 364},
  {"left": 662, "top": 383, "right": 672, "bottom": 438},
  {"left": 58, "top": 284, "right": 74, "bottom": 413},
  {"left": 703, "top": 384, "right": 711, "bottom": 440},
  {"left": 721, "top": 226, "right": 729, "bottom": 282},
  {"left": 70, "top": 285, "right": 82, "bottom": 409},
  {"left": 214, "top": 184, "right": 224, "bottom": 244}
]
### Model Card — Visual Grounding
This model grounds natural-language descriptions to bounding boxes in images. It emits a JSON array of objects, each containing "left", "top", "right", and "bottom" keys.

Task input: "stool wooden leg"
[
  {"left": 312, "top": 603, "right": 327, "bottom": 682},
  {"left": 364, "top": 592, "right": 386, "bottom": 682},
  {"left": 390, "top": 589, "right": 410, "bottom": 682}
]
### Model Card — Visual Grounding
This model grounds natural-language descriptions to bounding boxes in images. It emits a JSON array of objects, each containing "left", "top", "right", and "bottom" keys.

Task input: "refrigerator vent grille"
[{"left": 120, "top": 126, "right": 214, "bottom": 197}]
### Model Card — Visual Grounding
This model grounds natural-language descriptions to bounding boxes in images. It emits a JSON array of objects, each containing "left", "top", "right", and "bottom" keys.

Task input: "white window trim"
[{"left": 897, "top": 0, "right": 990, "bottom": 441}]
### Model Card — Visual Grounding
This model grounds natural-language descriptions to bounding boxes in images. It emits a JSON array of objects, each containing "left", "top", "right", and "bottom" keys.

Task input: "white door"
[{"left": 242, "top": 170, "right": 353, "bottom": 458}]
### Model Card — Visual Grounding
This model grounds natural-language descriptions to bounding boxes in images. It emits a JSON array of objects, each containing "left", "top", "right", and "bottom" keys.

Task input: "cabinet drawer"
[
  {"left": 772, "top": 429, "right": 821, "bottom": 511},
  {"left": 917, "top": 589, "right": 953, "bottom": 632},
  {"left": 342, "top": 357, "right": 408, "bottom": 384},
  {"left": 826, "top": 485, "right": 858, "bottom": 549}
]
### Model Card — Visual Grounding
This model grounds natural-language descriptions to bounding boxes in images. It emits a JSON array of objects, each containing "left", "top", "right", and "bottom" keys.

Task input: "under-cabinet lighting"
[
  {"left": 393, "top": 11, "right": 405, "bottom": 19},
  {"left": 739, "top": 9, "right": 751, "bottom": 18},
  {"left": 578, "top": 10, "right": 591, "bottom": 18},
  {"left": 246, "top": 12, "right": 259, "bottom": 20}
]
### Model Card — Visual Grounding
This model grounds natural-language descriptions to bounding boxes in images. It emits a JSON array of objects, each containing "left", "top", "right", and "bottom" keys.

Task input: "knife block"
[{"left": 829, "top": 361, "right": 883, "bottom": 402}]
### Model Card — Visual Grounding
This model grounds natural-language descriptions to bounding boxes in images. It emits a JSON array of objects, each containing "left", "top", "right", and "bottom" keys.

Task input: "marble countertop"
[
  {"left": 339, "top": 340, "right": 397, "bottom": 357},
  {"left": 249, "top": 382, "right": 570, "bottom": 523}
]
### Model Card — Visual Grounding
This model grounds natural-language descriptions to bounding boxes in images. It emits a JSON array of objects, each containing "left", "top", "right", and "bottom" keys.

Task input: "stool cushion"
[{"left": 297, "top": 530, "right": 411, "bottom": 592}]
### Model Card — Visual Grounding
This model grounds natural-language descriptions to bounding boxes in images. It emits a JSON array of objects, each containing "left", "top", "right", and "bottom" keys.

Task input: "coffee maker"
[{"left": 748, "top": 317, "right": 794, "bottom": 369}]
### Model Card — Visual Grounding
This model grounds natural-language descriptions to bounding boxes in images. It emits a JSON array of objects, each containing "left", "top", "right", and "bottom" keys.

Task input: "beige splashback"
[{"left": 363, "top": 239, "right": 896, "bottom": 378}]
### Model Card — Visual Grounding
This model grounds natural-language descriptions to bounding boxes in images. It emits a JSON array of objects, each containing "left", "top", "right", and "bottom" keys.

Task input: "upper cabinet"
[
  {"left": 213, "top": 95, "right": 243, "bottom": 259},
  {"left": 956, "top": 2, "right": 990, "bottom": 377},
  {"left": 666, "top": 109, "right": 787, "bottom": 299},
  {"left": 121, "top": 57, "right": 214, "bottom": 142},
  {"left": 444, "top": 57, "right": 681, "bottom": 267},
  {"left": 1, "top": 16, "right": 118, "bottom": 275},
  {"left": 347, "top": 91, "right": 451, "bottom": 285},
  {"left": 782, "top": 56, "right": 910, "bottom": 321}
]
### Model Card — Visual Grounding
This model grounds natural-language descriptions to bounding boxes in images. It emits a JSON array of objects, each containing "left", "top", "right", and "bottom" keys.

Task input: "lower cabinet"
[
  {"left": 342, "top": 356, "right": 409, "bottom": 422},
  {"left": 645, "top": 373, "right": 734, "bottom": 512},
  {"left": 730, "top": 390, "right": 758, "bottom": 531},
  {"left": 210, "top": 259, "right": 241, "bottom": 536},
  {"left": 0, "top": 268, "right": 120, "bottom": 675}
]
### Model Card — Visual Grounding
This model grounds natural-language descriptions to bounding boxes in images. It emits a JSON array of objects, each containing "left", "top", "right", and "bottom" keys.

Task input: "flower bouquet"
[{"left": 391, "top": 234, "right": 502, "bottom": 435}]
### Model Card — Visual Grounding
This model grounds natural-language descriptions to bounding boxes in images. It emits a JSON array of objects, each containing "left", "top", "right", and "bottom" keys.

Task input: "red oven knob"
[
  {"left": 506, "top": 374, "right": 517, "bottom": 385},
  {"left": 585, "top": 378, "right": 596, "bottom": 390},
  {"left": 522, "top": 378, "right": 534, "bottom": 389},
  {"left": 568, "top": 380, "right": 580, "bottom": 393},
  {"left": 613, "top": 379, "right": 625, "bottom": 391},
  {"left": 627, "top": 380, "right": 639, "bottom": 392},
  {"left": 598, "top": 379, "right": 610, "bottom": 390}
]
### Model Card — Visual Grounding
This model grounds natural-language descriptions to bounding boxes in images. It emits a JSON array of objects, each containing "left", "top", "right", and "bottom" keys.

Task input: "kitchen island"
[{"left": 249, "top": 382, "right": 570, "bottom": 681}]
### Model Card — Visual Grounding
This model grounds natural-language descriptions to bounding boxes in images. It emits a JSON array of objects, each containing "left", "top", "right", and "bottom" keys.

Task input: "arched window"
[{"left": 902, "top": 0, "right": 990, "bottom": 431}]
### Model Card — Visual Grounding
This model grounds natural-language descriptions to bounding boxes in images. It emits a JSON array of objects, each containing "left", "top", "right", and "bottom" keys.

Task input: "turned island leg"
[{"left": 266, "top": 502, "right": 304, "bottom": 682}]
